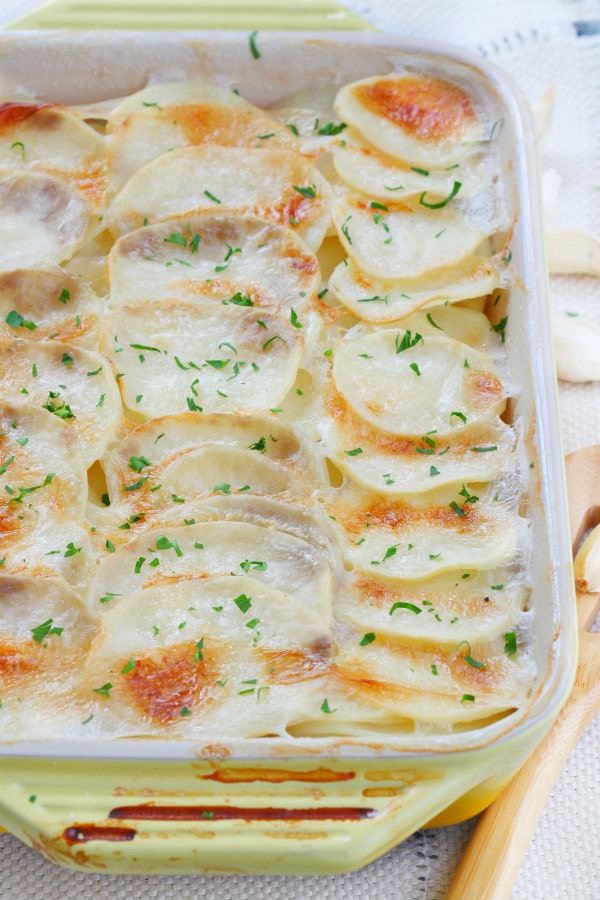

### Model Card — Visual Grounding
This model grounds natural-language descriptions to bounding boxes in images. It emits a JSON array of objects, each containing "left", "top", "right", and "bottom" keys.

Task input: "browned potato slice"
[
  {"left": 334, "top": 73, "right": 487, "bottom": 168},
  {"left": 107, "top": 78, "right": 298, "bottom": 191},
  {"left": 0, "top": 267, "right": 103, "bottom": 348},
  {"left": 0, "top": 102, "right": 107, "bottom": 206},
  {"left": 0, "top": 575, "right": 97, "bottom": 738},
  {"left": 109, "top": 214, "right": 320, "bottom": 309},
  {"left": 109, "top": 146, "right": 332, "bottom": 251},
  {"left": 82, "top": 575, "right": 331, "bottom": 738}
]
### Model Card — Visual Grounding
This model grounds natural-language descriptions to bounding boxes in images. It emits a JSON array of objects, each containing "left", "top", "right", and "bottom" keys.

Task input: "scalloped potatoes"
[{"left": 0, "top": 67, "right": 532, "bottom": 743}]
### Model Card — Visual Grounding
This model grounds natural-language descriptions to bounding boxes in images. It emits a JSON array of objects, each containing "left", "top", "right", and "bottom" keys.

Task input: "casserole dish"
[{"left": 0, "top": 30, "right": 576, "bottom": 874}]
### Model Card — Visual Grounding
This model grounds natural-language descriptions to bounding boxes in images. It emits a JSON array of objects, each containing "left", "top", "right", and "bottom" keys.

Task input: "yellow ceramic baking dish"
[{"left": 0, "top": 30, "right": 576, "bottom": 874}]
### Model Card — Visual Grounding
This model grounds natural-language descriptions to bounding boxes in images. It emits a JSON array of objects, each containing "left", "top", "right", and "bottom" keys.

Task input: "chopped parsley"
[
  {"left": 249, "top": 30, "right": 260, "bottom": 59},
  {"left": 389, "top": 601, "right": 422, "bottom": 616},
  {"left": 31, "top": 618, "right": 63, "bottom": 643},
  {"left": 293, "top": 184, "right": 317, "bottom": 198},
  {"left": 419, "top": 180, "right": 462, "bottom": 209},
  {"left": 129, "top": 455, "right": 151, "bottom": 472},
  {"left": 317, "top": 121, "right": 347, "bottom": 136},
  {"left": 248, "top": 436, "right": 266, "bottom": 453},
  {"left": 92, "top": 683, "right": 113, "bottom": 698},
  {"left": 5, "top": 310, "right": 37, "bottom": 331},
  {"left": 491, "top": 316, "right": 508, "bottom": 343},
  {"left": 233, "top": 593, "right": 252, "bottom": 613},
  {"left": 395, "top": 330, "right": 423, "bottom": 353}
]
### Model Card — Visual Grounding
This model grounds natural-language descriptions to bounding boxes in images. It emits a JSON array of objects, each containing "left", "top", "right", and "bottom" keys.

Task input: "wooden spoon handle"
[
  {"left": 445, "top": 627, "right": 600, "bottom": 900},
  {"left": 446, "top": 444, "right": 600, "bottom": 900}
]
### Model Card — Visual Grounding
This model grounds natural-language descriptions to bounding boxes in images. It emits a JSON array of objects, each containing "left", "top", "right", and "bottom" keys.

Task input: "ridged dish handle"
[{"left": 0, "top": 749, "right": 526, "bottom": 875}]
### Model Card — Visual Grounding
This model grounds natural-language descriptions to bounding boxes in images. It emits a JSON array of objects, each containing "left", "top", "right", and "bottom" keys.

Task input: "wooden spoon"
[{"left": 445, "top": 445, "right": 600, "bottom": 900}]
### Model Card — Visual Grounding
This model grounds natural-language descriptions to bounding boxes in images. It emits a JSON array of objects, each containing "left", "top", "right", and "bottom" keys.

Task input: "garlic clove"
[{"left": 553, "top": 315, "right": 600, "bottom": 382}]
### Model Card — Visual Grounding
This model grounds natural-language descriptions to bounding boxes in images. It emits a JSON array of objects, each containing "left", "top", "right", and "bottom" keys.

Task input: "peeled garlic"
[
  {"left": 532, "top": 85, "right": 555, "bottom": 144},
  {"left": 553, "top": 315, "right": 600, "bottom": 382},
  {"left": 574, "top": 520, "right": 600, "bottom": 592},
  {"left": 546, "top": 230, "right": 600, "bottom": 277}
]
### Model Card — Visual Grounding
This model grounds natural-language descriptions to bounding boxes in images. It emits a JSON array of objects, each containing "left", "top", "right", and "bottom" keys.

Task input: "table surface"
[{"left": 0, "top": 0, "right": 598, "bottom": 897}]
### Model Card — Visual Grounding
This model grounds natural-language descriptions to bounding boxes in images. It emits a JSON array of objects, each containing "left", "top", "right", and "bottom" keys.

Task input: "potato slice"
[
  {"left": 379, "top": 304, "right": 502, "bottom": 354},
  {"left": 325, "top": 404, "right": 515, "bottom": 496},
  {"left": 331, "top": 131, "right": 480, "bottom": 201},
  {"left": 82, "top": 575, "right": 331, "bottom": 738},
  {"left": 135, "top": 494, "right": 344, "bottom": 571},
  {"left": 108, "top": 214, "right": 320, "bottom": 308},
  {"left": 107, "top": 78, "right": 298, "bottom": 191},
  {"left": 338, "top": 484, "right": 523, "bottom": 583},
  {"left": 107, "top": 446, "right": 296, "bottom": 517},
  {"left": 0, "top": 399, "right": 86, "bottom": 521},
  {"left": 88, "top": 520, "right": 333, "bottom": 619},
  {"left": 333, "top": 328, "right": 506, "bottom": 437},
  {"left": 334, "top": 74, "right": 486, "bottom": 168},
  {"left": 105, "top": 412, "right": 305, "bottom": 478},
  {"left": 0, "top": 511, "right": 97, "bottom": 590},
  {"left": 0, "top": 267, "right": 103, "bottom": 348},
  {"left": 0, "top": 339, "right": 122, "bottom": 467},
  {"left": 0, "top": 102, "right": 107, "bottom": 206},
  {"left": 99, "top": 300, "right": 303, "bottom": 419},
  {"left": 109, "top": 146, "right": 332, "bottom": 251},
  {"left": 103, "top": 412, "right": 320, "bottom": 511},
  {"left": 303, "top": 633, "right": 533, "bottom": 732},
  {"left": 269, "top": 84, "right": 348, "bottom": 157},
  {"left": 332, "top": 195, "right": 486, "bottom": 281},
  {"left": 0, "top": 507, "right": 94, "bottom": 590},
  {"left": 334, "top": 483, "right": 526, "bottom": 583},
  {"left": 329, "top": 254, "right": 502, "bottom": 322},
  {"left": 0, "top": 574, "right": 97, "bottom": 738},
  {"left": 0, "top": 170, "right": 93, "bottom": 271},
  {"left": 340, "top": 569, "right": 528, "bottom": 645}
]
